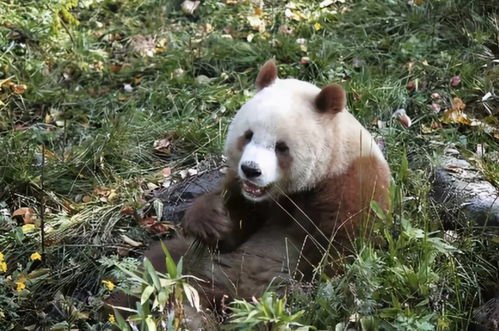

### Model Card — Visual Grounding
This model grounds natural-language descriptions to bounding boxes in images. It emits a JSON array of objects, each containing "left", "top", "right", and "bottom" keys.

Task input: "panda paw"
[{"left": 182, "top": 193, "right": 232, "bottom": 245}]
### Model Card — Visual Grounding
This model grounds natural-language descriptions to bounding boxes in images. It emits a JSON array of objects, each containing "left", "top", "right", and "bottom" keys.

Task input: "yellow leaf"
[
  {"left": 314, "top": 22, "right": 323, "bottom": 31},
  {"left": 247, "top": 15, "right": 265, "bottom": 32},
  {"left": 30, "top": 252, "right": 42, "bottom": 261},
  {"left": 441, "top": 97, "right": 471, "bottom": 125},
  {"left": 102, "top": 280, "right": 115, "bottom": 291},
  {"left": 22, "top": 224, "right": 37, "bottom": 233}
]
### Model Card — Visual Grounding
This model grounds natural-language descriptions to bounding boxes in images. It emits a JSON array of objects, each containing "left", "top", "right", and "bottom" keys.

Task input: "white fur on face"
[
  {"left": 225, "top": 78, "right": 384, "bottom": 201},
  {"left": 225, "top": 79, "right": 332, "bottom": 200},
  {"left": 238, "top": 142, "right": 279, "bottom": 187}
]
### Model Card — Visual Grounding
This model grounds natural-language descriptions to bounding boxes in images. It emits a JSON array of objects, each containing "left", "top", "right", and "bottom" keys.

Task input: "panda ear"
[
  {"left": 315, "top": 84, "right": 346, "bottom": 113},
  {"left": 256, "top": 60, "right": 278, "bottom": 90}
]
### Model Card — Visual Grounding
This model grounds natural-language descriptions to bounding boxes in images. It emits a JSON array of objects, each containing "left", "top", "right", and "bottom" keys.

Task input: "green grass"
[{"left": 0, "top": 0, "right": 498, "bottom": 329}]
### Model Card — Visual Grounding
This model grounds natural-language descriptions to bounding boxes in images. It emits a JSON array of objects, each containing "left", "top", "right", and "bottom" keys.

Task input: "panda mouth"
[{"left": 242, "top": 180, "right": 267, "bottom": 198}]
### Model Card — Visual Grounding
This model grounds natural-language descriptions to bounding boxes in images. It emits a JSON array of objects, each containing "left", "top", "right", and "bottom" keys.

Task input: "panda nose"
[{"left": 241, "top": 162, "right": 262, "bottom": 178}]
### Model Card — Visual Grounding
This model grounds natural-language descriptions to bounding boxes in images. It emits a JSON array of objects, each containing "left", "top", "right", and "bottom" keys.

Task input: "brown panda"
[{"left": 107, "top": 60, "right": 390, "bottom": 319}]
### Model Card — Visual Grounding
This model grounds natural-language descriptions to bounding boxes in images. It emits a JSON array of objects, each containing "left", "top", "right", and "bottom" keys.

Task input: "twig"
[{"left": 40, "top": 144, "right": 46, "bottom": 261}]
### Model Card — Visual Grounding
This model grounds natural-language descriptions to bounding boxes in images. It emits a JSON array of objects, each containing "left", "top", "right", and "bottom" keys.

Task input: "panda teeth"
[{"left": 242, "top": 180, "right": 265, "bottom": 197}]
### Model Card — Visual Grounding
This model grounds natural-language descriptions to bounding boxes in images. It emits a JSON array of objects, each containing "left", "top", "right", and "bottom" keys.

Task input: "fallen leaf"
[
  {"left": 445, "top": 165, "right": 464, "bottom": 173},
  {"left": 319, "top": 0, "right": 336, "bottom": 7},
  {"left": 295, "top": 38, "right": 307, "bottom": 52},
  {"left": 82, "top": 196, "right": 92, "bottom": 203},
  {"left": 392, "top": 109, "right": 412, "bottom": 128},
  {"left": 22, "top": 224, "right": 36, "bottom": 233},
  {"left": 123, "top": 83, "right": 133, "bottom": 92},
  {"left": 130, "top": 35, "right": 155, "bottom": 57},
  {"left": 195, "top": 75, "right": 211, "bottom": 84},
  {"left": 153, "top": 132, "right": 176, "bottom": 156},
  {"left": 162, "top": 168, "right": 171, "bottom": 176},
  {"left": 146, "top": 182, "right": 159, "bottom": 190},
  {"left": 278, "top": 25, "right": 294, "bottom": 35},
  {"left": 88, "top": 87, "right": 110, "bottom": 96},
  {"left": 120, "top": 206, "right": 140, "bottom": 222},
  {"left": 431, "top": 102, "right": 441, "bottom": 113},
  {"left": 441, "top": 97, "right": 471, "bottom": 125},
  {"left": 120, "top": 234, "right": 142, "bottom": 247},
  {"left": 431, "top": 92, "right": 441, "bottom": 100},
  {"left": 299, "top": 56, "right": 310, "bottom": 65},
  {"left": 109, "top": 64, "right": 122, "bottom": 73},
  {"left": 138, "top": 217, "right": 156, "bottom": 227},
  {"left": 12, "top": 84, "right": 27, "bottom": 94},
  {"left": 482, "top": 92, "right": 492, "bottom": 102},
  {"left": 149, "top": 222, "right": 171, "bottom": 234},
  {"left": 449, "top": 75, "right": 461, "bottom": 87},
  {"left": 117, "top": 246, "right": 130, "bottom": 256},
  {"left": 181, "top": 0, "right": 201, "bottom": 15},
  {"left": 12, "top": 207, "right": 36, "bottom": 224},
  {"left": 93, "top": 187, "right": 111, "bottom": 196},
  {"left": 138, "top": 217, "right": 172, "bottom": 234},
  {"left": 247, "top": 15, "right": 265, "bottom": 32}
]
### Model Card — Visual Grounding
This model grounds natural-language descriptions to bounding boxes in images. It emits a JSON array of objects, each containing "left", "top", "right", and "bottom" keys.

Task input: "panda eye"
[
  {"left": 244, "top": 130, "right": 253, "bottom": 141},
  {"left": 275, "top": 141, "right": 289, "bottom": 153}
]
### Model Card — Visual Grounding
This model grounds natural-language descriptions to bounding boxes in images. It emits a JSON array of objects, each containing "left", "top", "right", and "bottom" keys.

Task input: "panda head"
[{"left": 225, "top": 60, "right": 347, "bottom": 202}]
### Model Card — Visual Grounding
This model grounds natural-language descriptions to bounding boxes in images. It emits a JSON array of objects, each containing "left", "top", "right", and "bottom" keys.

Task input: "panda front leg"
[
  {"left": 181, "top": 189, "right": 235, "bottom": 248},
  {"left": 181, "top": 173, "right": 267, "bottom": 252}
]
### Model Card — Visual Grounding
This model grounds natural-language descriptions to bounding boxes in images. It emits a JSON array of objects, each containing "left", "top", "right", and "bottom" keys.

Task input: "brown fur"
[
  {"left": 132, "top": 154, "right": 389, "bottom": 310},
  {"left": 105, "top": 63, "right": 390, "bottom": 326},
  {"left": 255, "top": 60, "right": 278, "bottom": 90},
  {"left": 316, "top": 84, "right": 346, "bottom": 113}
]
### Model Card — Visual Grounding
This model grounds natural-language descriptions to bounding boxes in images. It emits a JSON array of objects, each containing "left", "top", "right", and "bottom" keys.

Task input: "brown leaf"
[
  {"left": 441, "top": 97, "right": 470, "bottom": 125},
  {"left": 12, "top": 84, "right": 27, "bottom": 94},
  {"left": 93, "top": 187, "right": 111, "bottom": 196},
  {"left": 88, "top": 87, "right": 110, "bottom": 96},
  {"left": 138, "top": 217, "right": 156, "bottom": 227},
  {"left": 138, "top": 217, "right": 172, "bottom": 234},
  {"left": 162, "top": 167, "right": 172, "bottom": 176},
  {"left": 117, "top": 246, "right": 130, "bottom": 257},
  {"left": 120, "top": 206, "right": 135, "bottom": 216},
  {"left": 278, "top": 25, "right": 294, "bottom": 35},
  {"left": 449, "top": 75, "right": 461, "bottom": 87},
  {"left": 149, "top": 222, "right": 171, "bottom": 234},
  {"left": 153, "top": 132, "right": 176, "bottom": 156},
  {"left": 12, "top": 207, "right": 36, "bottom": 224},
  {"left": 109, "top": 64, "right": 122, "bottom": 73},
  {"left": 406, "top": 81, "right": 415, "bottom": 91},
  {"left": 82, "top": 196, "right": 92, "bottom": 203}
]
